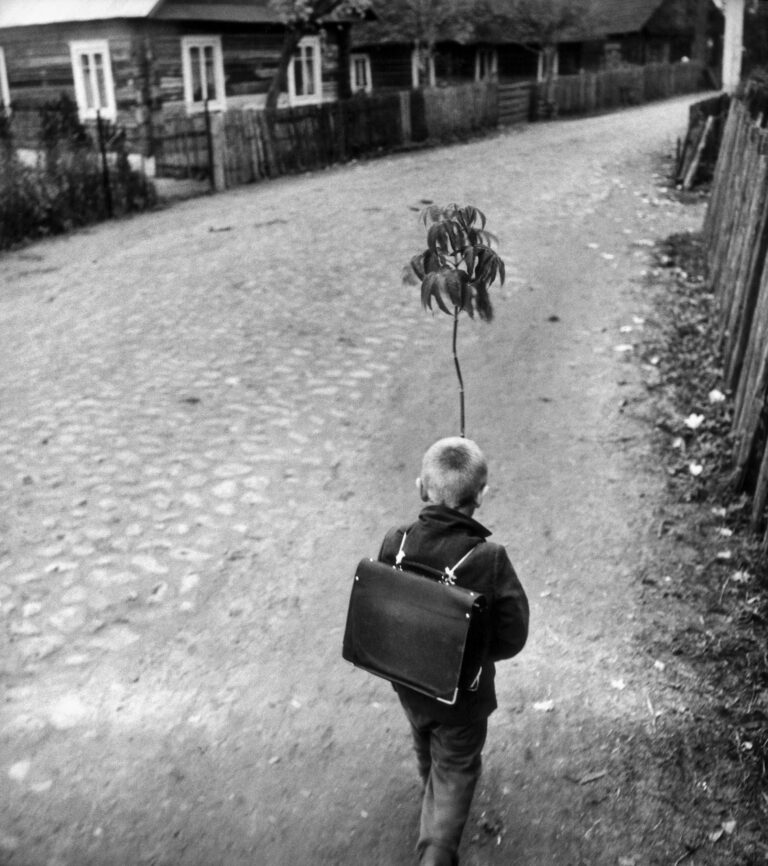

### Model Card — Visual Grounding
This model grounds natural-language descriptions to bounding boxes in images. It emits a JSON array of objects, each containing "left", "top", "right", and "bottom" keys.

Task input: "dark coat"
[{"left": 378, "top": 504, "right": 529, "bottom": 726}]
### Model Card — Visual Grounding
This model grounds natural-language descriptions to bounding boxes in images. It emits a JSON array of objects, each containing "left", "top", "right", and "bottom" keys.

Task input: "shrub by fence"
[
  {"left": 0, "top": 95, "right": 156, "bottom": 251},
  {"left": 703, "top": 83, "right": 768, "bottom": 539}
]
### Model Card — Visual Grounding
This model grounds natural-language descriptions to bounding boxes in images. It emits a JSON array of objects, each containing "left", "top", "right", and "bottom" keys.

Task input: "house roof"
[
  {"left": 597, "top": 0, "right": 669, "bottom": 35},
  {"left": 0, "top": 0, "right": 362, "bottom": 29},
  {"left": 0, "top": 1, "right": 160, "bottom": 27},
  {"left": 354, "top": 0, "right": 709, "bottom": 49}
]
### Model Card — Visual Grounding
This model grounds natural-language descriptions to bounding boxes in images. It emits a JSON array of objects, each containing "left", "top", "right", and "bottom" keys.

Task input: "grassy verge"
[{"left": 612, "top": 207, "right": 768, "bottom": 864}]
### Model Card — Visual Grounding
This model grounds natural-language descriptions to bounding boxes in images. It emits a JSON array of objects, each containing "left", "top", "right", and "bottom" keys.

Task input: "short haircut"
[{"left": 421, "top": 437, "right": 488, "bottom": 509}]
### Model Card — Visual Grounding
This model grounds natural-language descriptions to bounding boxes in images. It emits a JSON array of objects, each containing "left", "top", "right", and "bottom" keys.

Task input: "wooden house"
[
  {"left": 0, "top": 0, "right": 367, "bottom": 153},
  {"left": 350, "top": 0, "right": 723, "bottom": 90}
]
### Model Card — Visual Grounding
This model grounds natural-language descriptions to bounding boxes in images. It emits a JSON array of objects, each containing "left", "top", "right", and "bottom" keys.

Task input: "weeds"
[{"left": 630, "top": 222, "right": 768, "bottom": 863}]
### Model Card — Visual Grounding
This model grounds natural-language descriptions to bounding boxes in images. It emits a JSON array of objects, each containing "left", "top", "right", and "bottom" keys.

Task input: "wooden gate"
[
  {"left": 498, "top": 82, "right": 535, "bottom": 125},
  {"left": 154, "top": 113, "right": 211, "bottom": 180}
]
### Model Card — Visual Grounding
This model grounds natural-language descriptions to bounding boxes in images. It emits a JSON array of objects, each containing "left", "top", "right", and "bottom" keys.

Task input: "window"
[
  {"left": 475, "top": 48, "right": 498, "bottom": 82},
  {"left": 70, "top": 40, "right": 116, "bottom": 120},
  {"left": 182, "top": 36, "right": 226, "bottom": 111},
  {"left": 350, "top": 53, "right": 372, "bottom": 94},
  {"left": 288, "top": 36, "right": 322, "bottom": 105},
  {"left": 0, "top": 48, "right": 9, "bottom": 111}
]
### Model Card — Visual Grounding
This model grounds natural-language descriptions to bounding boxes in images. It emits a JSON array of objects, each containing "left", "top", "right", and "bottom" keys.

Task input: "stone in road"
[{"left": 0, "top": 96, "right": 707, "bottom": 865}]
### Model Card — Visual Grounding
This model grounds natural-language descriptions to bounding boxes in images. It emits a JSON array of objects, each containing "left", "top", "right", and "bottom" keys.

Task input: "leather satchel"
[{"left": 342, "top": 535, "right": 487, "bottom": 705}]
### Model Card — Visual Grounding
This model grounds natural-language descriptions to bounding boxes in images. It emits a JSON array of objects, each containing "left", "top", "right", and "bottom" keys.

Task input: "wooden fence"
[
  {"left": 498, "top": 82, "right": 536, "bottom": 126},
  {"left": 414, "top": 82, "right": 498, "bottom": 141},
  {"left": 153, "top": 112, "right": 211, "bottom": 180},
  {"left": 155, "top": 92, "right": 408, "bottom": 184},
  {"left": 152, "top": 60, "right": 710, "bottom": 190},
  {"left": 543, "top": 61, "right": 705, "bottom": 117},
  {"left": 703, "top": 85, "right": 768, "bottom": 538}
]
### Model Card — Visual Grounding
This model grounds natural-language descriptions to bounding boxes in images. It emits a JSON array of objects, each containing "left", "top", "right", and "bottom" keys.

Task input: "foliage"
[
  {"left": 270, "top": 0, "right": 372, "bottom": 25},
  {"left": 409, "top": 204, "right": 504, "bottom": 321},
  {"left": 265, "top": 0, "right": 373, "bottom": 108},
  {"left": 367, "top": 0, "right": 477, "bottom": 47},
  {"left": 475, "top": 0, "right": 605, "bottom": 45},
  {"left": 0, "top": 99, "right": 156, "bottom": 252},
  {"left": 406, "top": 204, "right": 505, "bottom": 436}
]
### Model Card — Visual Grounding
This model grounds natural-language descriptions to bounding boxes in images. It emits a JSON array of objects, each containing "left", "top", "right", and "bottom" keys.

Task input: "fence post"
[
  {"left": 209, "top": 111, "right": 226, "bottom": 192},
  {"left": 96, "top": 110, "right": 114, "bottom": 219},
  {"left": 399, "top": 91, "right": 412, "bottom": 146}
]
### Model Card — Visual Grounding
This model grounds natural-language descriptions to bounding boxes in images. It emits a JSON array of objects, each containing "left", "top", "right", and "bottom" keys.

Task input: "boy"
[{"left": 378, "top": 437, "right": 529, "bottom": 866}]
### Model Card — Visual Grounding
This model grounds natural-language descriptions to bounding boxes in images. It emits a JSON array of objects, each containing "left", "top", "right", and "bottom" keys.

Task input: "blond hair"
[{"left": 421, "top": 437, "right": 487, "bottom": 509}]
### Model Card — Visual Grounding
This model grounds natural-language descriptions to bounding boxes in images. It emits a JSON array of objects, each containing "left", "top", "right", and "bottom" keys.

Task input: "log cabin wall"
[
  {"left": 364, "top": 45, "right": 413, "bottom": 91},
  {"left": 0, "top": 18, "right": 346, "bottom": 155}
]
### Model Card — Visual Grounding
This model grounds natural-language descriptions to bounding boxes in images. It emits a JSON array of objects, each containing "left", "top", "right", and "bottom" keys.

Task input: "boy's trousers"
[{"left": 401, "top": 701, "right": 488, "bottom": 866}]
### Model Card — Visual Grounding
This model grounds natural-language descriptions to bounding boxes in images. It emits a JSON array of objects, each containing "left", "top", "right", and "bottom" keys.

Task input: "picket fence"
[{"left": 703, "top": 84, "right": 768, "bottom": 539}]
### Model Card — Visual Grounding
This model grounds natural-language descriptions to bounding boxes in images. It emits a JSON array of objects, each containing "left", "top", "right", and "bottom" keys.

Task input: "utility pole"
[{"left": 721, "top": 0, "right": 745, "bottom": 93}]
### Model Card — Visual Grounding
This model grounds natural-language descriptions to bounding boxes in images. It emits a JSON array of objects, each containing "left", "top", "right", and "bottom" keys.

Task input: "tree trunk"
[
  {"left": 337, "top": 24, "right": 352, "bottom": 101},
  {"left": 265, "top": 28, "right": 304, "bottom": 111},
  {"left": 542, "top": 44, "right": 558, "bottom": 119}
]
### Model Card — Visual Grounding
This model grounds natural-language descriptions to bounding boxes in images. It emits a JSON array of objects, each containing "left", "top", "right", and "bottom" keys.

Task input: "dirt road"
[{"left": 1, "top": 96, "right": 709, "bottom": 865}]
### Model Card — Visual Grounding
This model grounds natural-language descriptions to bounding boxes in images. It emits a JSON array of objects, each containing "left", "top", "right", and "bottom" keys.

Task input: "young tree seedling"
[{"left": 406, "top": 204, "right": 505, "bottom": 437}]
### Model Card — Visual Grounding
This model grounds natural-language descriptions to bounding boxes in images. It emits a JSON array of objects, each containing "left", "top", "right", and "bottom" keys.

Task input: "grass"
[{"left": 614, "top": 206, "right": 768, "bottom": 864}]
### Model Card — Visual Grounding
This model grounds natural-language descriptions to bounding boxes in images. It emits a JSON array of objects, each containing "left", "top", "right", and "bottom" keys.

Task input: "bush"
[{"left": 0, "top": 95, "right": 156, "bottom": 251}]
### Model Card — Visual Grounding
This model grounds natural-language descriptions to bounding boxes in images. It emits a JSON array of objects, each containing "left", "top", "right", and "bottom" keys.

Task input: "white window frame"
[
  {"left": 350, "top": 52, "right": 372, "bottom": 94},
  {"left": 181, "top": 35, "right": 226, "bottom": 112},
  {"left": 0, "top": 48, "right": 10, "bottom": 111},
  {"left": 537, "top": 47, "right": 559, "bottom": 82},
  {"left": 70, "top": 40, "right": 117, "bottom": 121},
  {"left": 288, "top": 36, "right": 323, "bottom": 106},
  {"left": 410, "top": 46, "right": 435, "bottom": 88},
  {"left": 475, "top": 48, "right": 498, "bottom": 82}
]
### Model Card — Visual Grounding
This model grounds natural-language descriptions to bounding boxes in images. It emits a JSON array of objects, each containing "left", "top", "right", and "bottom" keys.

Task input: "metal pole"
[
  {"left": 96, "top": 110, "right": 113, "bottom": 218},
  {"left": 204, "top": 99, "right": 215, "bottom": 190}
]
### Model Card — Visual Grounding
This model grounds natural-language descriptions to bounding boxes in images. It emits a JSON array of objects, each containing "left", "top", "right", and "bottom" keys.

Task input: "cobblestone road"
[{"left": 0, "top": 96, "right": 709, "bottom": 866}]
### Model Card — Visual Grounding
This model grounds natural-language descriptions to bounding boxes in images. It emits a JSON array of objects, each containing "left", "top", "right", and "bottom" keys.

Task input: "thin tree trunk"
[
  {"left": 265, "top": 29, "right": 303, "bottom": 111},
  {"left": 452, "top": 307, "right": 465, "bottom": 437},
  {"left": 337, "top": 24, "right": 352, "bottom": 101}
]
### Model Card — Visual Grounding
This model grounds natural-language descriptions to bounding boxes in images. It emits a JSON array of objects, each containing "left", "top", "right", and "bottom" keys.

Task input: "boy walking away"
[{"left": 378, "top": 437, "right": 529, "bottom": 866}]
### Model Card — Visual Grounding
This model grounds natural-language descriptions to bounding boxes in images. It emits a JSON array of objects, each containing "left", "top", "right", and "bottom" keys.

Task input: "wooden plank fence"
[
  {"left": 155, "top": 92, "right": 408, "bottom": 184},
  {"left": 498, "top": 82, "right": 535, "bottom": 125},
  {"left": 418, "top": 82, "right": 497, "bottom": 140},
  {"left": 703, "top": 85, "right": 768, "bottom": 538},
  {"left": 152, "top": 61, "right": 711, "bottom": 189},
  {"left": 154, "top": 113, "right": 211, "bottom": 180},
  {"left": 542, "top": 61, "right": 705, "bottom": 118}
]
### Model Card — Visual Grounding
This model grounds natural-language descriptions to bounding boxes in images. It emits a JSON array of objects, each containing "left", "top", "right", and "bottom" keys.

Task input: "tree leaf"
[
  {"left": 474, "top": 281, "right": 494, "bottom": 322},
  {"left": 421, "top": 271, "right": 452, "bottom": 316},
  {"left": 421, "top": 204, "right": 443, "bottom": 226},
  {"left": 463, "top": 246, "right": 476, "bottom": 277},
  {"left": 444, "top": 269, "right": 470, "bottom": 309},
  {"left": 409, "top": 252, "right": 427, "bottom": 280},
  {"left": 427, "top": 223, "right": 449, "bottom": 256}
]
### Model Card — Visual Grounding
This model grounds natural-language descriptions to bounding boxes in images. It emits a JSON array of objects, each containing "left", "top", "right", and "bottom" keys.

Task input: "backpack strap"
[{"left": 396, "top": 530, "right": 479, "bottom": 586}]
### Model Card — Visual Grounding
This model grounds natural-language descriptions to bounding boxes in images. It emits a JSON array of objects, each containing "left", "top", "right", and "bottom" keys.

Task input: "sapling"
[{"left": 406, "top": 204, "right": 506, "bottom": 437}]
